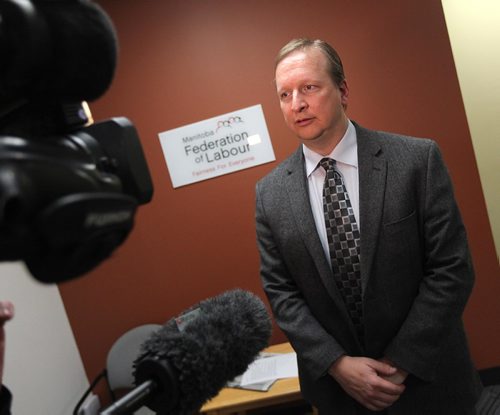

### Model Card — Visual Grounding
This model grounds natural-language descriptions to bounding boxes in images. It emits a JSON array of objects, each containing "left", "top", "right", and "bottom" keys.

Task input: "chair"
[
  {"left": 477, "top": 366, "right": 500, "bottom": 415},
  {"left": 73, "top": 324, "right": 161, "bottom": 415}
]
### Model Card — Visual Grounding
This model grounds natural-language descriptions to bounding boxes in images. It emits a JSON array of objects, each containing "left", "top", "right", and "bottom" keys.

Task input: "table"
[{"left": 200, "top": 342, "right": 317, "bottom": 415}]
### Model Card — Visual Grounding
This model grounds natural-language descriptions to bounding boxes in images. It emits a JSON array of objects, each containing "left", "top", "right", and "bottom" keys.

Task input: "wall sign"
[{"left": 158, "top": 104, "right": 275, "bottom": 188}]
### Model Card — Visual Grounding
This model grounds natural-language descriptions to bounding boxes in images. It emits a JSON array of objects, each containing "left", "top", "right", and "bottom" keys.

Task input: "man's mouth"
[{"left": 296, "top": 117, "right": 314, "bottom": 126}]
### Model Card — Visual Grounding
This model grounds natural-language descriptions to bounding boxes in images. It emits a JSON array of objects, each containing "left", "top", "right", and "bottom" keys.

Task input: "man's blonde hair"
[{"left": 275, "top": 38, "right": 345, "bottom": 87}]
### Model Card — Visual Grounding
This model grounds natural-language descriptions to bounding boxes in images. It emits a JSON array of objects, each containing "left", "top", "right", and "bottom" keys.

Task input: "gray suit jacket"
[{"left": 256, "top": 123, "right": 482, "bottom": 414}]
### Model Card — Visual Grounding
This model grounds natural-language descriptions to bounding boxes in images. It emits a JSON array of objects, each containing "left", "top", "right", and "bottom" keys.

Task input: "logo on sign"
[{"left": 216, "top": 116, "right": 243, "bottom": 131}]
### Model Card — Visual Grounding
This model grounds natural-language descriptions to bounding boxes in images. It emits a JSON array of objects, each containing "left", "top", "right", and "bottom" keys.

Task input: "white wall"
[
  {"left": 0, "top": 262, "right": 89, "bottom": 415},
  {"left": 442, "top": 0, "right": 500, "bottom": 258}
]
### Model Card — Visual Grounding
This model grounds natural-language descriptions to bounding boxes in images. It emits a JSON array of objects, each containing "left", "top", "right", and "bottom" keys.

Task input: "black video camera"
[{"left": 0, "top": 0, "right": 154, "bottom": 283}]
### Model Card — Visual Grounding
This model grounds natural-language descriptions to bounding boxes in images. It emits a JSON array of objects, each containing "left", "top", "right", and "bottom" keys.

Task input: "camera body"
[{"left": 0, "top": 0, "right": 154, "bottom": 283}]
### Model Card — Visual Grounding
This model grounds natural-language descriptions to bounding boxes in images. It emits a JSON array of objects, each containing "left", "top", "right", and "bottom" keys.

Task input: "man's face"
[{"left": 275, "top": 47, "right": 349, "bottom": 152}]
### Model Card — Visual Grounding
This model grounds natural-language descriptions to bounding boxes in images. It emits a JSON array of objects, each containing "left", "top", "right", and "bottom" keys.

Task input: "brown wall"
[{"left": 59, "top": 0, "right": 499, "bottom": 390}]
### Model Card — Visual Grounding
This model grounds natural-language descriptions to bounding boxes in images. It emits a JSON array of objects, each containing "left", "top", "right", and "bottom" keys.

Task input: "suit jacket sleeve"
[
  {"left": 256, "top": 179, "right": 346, "bottom": 381},
  {"left": 0, "top": 386, "right": 12, "bottom": 415},
  {"left": 383, "top": 140, "right": 475, "bottom": 382}
]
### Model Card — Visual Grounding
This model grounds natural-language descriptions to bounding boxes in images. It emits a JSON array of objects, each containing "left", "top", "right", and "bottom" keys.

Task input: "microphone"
[
  {"left": 0, "top": 0, "right": 117, "bottom": 107},
  {"left": 101, "top": 289, "right": 272, "bottom": 415},
  {"left": 33, "top": 0, "right": 118, "bottom": 102}
]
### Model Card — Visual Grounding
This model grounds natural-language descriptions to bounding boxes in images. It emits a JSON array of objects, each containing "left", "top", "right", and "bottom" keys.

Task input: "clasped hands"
[{"left": 328, "top": 355, "right": 408, "bottom": 412}]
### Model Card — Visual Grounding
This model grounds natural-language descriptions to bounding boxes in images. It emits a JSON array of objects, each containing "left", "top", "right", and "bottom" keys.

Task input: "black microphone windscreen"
[
  {"left": 34, "top": 0, "right": 118, "bottom": 102},
  {"left": 135, "top": 289, "right": 272, "bottom": 415},
  {"left": 0, "top": 0, "right": 117, "bottom": 104}
]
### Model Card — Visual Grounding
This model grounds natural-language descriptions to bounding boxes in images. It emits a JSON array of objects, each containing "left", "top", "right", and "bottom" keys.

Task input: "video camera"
[{"left": 0, "top": 0, "right": 154, "bottom": 283}]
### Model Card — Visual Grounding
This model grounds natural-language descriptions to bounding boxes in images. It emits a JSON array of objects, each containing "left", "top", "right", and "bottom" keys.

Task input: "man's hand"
[
  {"left": 328, "top": 355, "right": 405, "bottom": 411},
  {"left": 378, "top": 357, "right": 408, "bottom": 385},
  {"left": 0, "top": 301, "right": 14, "bottom": 387}
]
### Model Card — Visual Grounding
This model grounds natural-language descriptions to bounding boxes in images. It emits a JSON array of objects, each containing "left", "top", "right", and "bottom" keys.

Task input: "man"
[{"left": 255, "top": 38, "right": 482, "bottom": 414}]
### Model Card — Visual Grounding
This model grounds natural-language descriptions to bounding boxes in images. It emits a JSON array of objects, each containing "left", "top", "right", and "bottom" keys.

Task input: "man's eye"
[
  {"left": 280, "top": 91, "right": 290, "bottom": 100},
  {"left": 304, "top": 85, "right": 316, "bottom": 92}
]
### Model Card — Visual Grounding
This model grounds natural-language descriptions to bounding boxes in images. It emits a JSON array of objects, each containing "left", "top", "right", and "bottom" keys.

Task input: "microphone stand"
[
  {"left": 100, "top": 356, "right": 178, "bottom": 415},
  {"left": 100, "top": 380, "right": 157, "bottom": 414}
]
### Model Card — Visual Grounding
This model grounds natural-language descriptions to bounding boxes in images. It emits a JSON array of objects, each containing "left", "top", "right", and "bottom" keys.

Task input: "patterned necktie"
[{"left": 320, "top": 158, "right": 363, "bottom": 340}]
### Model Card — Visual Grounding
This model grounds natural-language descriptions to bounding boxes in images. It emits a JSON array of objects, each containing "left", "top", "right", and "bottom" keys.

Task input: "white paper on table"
[{"left": 239, "top": 352, "right": 298, "bottom": 386}]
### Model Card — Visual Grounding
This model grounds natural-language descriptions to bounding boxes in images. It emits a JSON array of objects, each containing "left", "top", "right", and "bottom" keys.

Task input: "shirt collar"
[{"left": 303, "top": 120, "right": 358, "bottom": 177}]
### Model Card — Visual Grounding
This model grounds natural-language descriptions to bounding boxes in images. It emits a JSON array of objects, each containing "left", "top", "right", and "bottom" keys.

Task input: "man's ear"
[{"left": 339, "top": 79, "right": 349, "bottom": 110}]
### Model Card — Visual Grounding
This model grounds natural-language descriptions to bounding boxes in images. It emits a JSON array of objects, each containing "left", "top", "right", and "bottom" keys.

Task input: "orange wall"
[{"left": 59, "top": 0, "right": 499, "bottom": 388}]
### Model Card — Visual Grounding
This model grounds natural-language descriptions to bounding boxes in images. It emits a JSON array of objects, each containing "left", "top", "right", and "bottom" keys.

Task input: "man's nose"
[{"left": 291, "top": 92, "right": 307, "bottom": 112}]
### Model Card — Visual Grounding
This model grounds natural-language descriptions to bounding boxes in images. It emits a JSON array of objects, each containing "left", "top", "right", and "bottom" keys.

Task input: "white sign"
[{"left": 158, "top": 104, "right": 275, "bottom": 188}]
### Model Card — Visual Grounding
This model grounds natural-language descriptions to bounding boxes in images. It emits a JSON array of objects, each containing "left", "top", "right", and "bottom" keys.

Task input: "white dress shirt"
[{"left": 303, "top": 120, "right": 359, "bottom": 264}]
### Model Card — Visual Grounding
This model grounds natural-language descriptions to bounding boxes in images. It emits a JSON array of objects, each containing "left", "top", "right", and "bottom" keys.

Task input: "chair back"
[{"left": 106, "top": 324, "right": 161, "bottom": 391}]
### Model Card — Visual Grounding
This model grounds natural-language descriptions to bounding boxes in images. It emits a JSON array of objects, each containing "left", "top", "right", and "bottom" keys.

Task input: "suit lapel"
[
  {"left": 284, "top": 148, "right": 344, "bottom": 303},
  {"left": 355, "top": 123, "right": 387, "bottom": 292}
]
